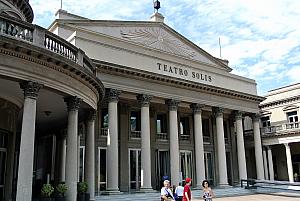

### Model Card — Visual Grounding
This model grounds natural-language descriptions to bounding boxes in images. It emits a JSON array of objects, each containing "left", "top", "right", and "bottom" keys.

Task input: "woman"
[
  {"left": 202, "top": 180, "right": 215, "bottom": 201},
  {"left": 161, "top": 180, "right": 175, "bottom": 201}
]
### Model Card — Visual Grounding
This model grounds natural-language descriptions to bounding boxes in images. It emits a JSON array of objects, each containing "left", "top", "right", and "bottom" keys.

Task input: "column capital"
[
  {"left": 213, "top": 107, "right": 224, "bottom": 117},
  {"left": 190, "top": 103, "right": 205, "bottom": 114},
  {"left": 87, "top": 109, "right": 97, "bottom": 121},
  {"left": 266, "top": 145, "right": 272, "bottom": 150},
  {"left": 166, "top": 99, "right": 180, "bottom": 111},
  {"left": 234, "top": 111, "right": 244, "bottom": 120},
  {"left": 252, "top": 113, "right": 261, "bottom": 122},
  {"left": 137, "top": 94, "right": 152, "bottom": 107},
  {"left": 284, "top": 143, "right": 290, "bottom": 148},
  {"left": 20, "top": 81, "right": 43, "bottom": 99},
  {"left": 106, "top": 88, "right": 121, "bottom": 102},
  {"left": 64, "top": 96, "right": 81, "bottom": 111}
]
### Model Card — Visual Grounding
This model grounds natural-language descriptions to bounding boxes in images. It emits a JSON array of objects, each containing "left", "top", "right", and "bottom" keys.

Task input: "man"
[
  {"left": 161, "top": 180, "right": 175, "bottom": 201},
  {"left": 183, "top": 178, "right": 192, "bottom": 201}
]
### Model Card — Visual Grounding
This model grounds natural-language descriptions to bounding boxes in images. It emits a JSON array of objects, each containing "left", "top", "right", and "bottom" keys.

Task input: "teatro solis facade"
[
  {"left": 48, "top": 9, "right": 266, "bottom": 195},
  {"left": 0, "top": 1, "right": 268, "bottom": 201}
]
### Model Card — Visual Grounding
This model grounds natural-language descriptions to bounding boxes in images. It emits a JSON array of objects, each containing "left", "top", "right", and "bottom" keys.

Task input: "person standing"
[
  {"left": 161, "top": 180, "right": 175, "bottom": 201},
  {"left": 183, "top": 178, "right": 192, "bottom": 201},
  {"left": 202, "top": 180, "right": 215, "bottom": 201},
  {"left": 175, "top": 182, "right": 184, "bottom": 201}
]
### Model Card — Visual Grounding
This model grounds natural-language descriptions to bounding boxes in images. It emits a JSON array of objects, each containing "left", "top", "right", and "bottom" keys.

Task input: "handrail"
[
  {"left": 262, "top": 122, "right": 300, "bottom": 136},
  {"left": 0, "top": 14, "right": 95, "bottom": 73}
]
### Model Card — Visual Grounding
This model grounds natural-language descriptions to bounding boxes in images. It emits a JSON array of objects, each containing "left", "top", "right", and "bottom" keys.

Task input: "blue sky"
[{"left": 31, "top": 0, "right": 300, "bottom": 96}]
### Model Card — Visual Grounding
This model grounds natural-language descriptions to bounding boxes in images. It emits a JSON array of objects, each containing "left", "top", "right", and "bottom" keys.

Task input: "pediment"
[{"left": 64, "top": 21, "right": 230, "bottom": 70}]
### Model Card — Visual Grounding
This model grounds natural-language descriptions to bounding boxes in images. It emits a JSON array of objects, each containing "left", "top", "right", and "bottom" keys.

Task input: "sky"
[{"left": 30, "top": 0, "right": 300, "bottom": 96}]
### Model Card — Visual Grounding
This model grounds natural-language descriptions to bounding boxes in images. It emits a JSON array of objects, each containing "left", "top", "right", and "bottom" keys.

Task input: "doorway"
[
  {"left": 97, "top": 147, "right": 107, "bottom": 193},
  {"left": 155, "top": 150, "right": 170, "bottom": 189},
  {"left": 180, "top": 151, "right": 193, "bottom": 184},
  {"left": 204, "top": 152, "right": 214, "bottom": 185},
  {"left": 129, "top": 149, "right": 141, "bottom": 190}
]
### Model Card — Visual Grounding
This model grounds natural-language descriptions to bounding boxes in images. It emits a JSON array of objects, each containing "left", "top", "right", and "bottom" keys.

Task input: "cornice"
[
  {"left": 259, "top": 95, "right": 300, "bottom": 109},
  {"left": 94, "top": 60, "right": 264, "bottom": 103},
  {"left": 0, "top": 36, "right": 105, "bottom": 102}
]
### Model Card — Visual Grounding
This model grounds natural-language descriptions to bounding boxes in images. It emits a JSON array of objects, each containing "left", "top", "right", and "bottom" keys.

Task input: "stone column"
[
  {"left": 284, "top": 143, "right": 294, "bottom": 182},
  {"left": 137, "top": 94, "right": 153, "bottom": 190},
  {"left": 106, "top": 89, "right": 121, "bottom": 192},
  {"left": 60, "top": 137, "right": 67, "bottom": 182},
  {"left": 262, "top": 148, "right": 269, "bottom": 180},
  {"left": 166, "top": 99, "right": 180, "bottom": 186},
  {"left": 214, "top": 107, "right": 228, "bottom": 186},
  {"left": 190, "top": 103, "right": 205, "bottom": 188},
  {"left": 16, "top": 81, "right": 42, "bottom": 201},
  {"left": 267, "top": 146, "right": 274, "bottom": 181},
  {"left": 252, "top": 114, "right": 265, "bottom": 180},
  {"left": 64, "top": 96, "right": 81, "bottom": 201},
  {"left": 84, "top": 110, "right": 96, "bottom": 200},
  {"left": 235, "top": 111, "right": 247, "bottom": 180},
  {"left": 78, "top": 134, "right": 81, "bottom": 182}
]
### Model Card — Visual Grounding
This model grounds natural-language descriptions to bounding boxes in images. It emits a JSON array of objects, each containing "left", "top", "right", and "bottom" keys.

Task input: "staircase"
[{"left": 95, "top": 187, "right": 254, "bottom": 201}]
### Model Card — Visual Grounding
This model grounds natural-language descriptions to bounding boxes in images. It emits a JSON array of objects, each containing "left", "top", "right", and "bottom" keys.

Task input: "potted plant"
[
  {"left": 77, "top": 181, "right": 90, "bottom": 201},
  {"left": 55, "top": 182, "right": 68, "bottom": 201},
  {"left": 40, "top": 184, "right": 54, "bottom": 201}
]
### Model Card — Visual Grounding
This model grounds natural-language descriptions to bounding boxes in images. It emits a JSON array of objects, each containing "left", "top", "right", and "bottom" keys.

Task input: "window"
[
  {"left": 156, "top": 114, "right": 167, "bottom": 133},
  {"left": 287, "top": 111, "right": 298, "bottom": 123},
  {"left": 202, "top": 119, "right": 210, "bottom": 137},
  {"left": 130, "top": 111, "right": 141, "bottom": 132},
  {"left": 179, "top": 116, "right": 190, "bottom": 135},
  {"left": 101, "top": 109, "right": 108, "bottom": 128},
  {"left": 261, "top": 116, "right": 271, "bottom": 127}
]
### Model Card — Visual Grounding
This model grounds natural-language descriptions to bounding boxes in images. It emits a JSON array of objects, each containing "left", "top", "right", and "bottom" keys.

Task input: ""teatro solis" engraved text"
[{"left": 157, "top": 62, "right": 212, "bottom": 82}]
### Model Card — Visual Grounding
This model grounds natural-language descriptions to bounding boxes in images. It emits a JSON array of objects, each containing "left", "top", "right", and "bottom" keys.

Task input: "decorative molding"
[
  {"left": 121, "top": 27, "right": 196, "bottom": 58},
  {"left": 213, "top": 107, "right": 224, "bottom": 117},
  {"left": 234, "top": 110, "right": 243, "bottom": 120},
  {"left": 19, "top": 81, "right": 42, "bottom": 100},
  {"left": 87, "top": 109, "right": 97, "bottom": 121},
  {"left": 137, "top": 94, "right": 152, "bottom": 107},
  {"left": 166, "top": 99, "right": 180, "bottom": 111},
  {"left": 64, "top": 96, "right": 81, "bottom": 111},
  {"left": 106, "top": 88, "right": 121, "bottom": 102},
  {"left": 252, "top": 113, "right": 261, "bottom": 122},
  {"left": 260, "top": 95, "right": 300, "bottom": 109},
  {"left": 190, "top": 103, "right": 205, "bottom": 114},
  {"left": 95, "top": 60, "right": 264, "bottom": 103}
]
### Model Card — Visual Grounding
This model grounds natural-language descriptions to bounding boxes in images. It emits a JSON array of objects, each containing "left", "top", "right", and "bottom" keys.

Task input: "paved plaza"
[{"left": 193, "top": 194, "right": 300, "bottom": 201}]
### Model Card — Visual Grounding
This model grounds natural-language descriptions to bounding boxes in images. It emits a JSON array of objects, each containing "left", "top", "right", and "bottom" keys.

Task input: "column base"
[
  {"left": 101, "top": 189, "right": 123, "bottom": 195},
  {"left": 139, "top": 187, "right": 156, "bottom": 193},
  {"left": 217, "top": 184, "right": 231, "bottom": 188}
]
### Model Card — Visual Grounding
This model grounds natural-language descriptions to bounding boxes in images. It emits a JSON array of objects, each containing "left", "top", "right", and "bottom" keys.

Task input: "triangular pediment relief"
[{"left": 64, "top": 21, "right": 230, "bottom": 70}]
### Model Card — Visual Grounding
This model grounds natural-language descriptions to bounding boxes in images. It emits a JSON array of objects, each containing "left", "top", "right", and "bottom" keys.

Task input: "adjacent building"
[{"left": 260, "top": 83, "right": 300, "bottom": 183}]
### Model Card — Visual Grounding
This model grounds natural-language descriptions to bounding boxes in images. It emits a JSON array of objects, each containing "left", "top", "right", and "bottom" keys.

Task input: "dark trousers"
[{"left": 176, "top": 196, "right": 183, "bottom": 201}]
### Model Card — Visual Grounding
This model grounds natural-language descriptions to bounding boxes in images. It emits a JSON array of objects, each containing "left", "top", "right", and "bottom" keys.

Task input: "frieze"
[{"left": 121, "top": 27, "right": 196, "bottom": 58}]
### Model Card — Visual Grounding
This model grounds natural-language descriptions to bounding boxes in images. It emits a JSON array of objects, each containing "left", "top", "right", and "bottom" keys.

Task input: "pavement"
[{"left": 192, "top": 194, "right": 300, "bottom": 201}]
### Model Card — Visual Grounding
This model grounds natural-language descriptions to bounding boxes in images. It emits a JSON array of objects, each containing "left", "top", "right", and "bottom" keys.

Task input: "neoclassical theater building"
[
  {"left": 260, "top": 83, "right": 300, "bottom": 183},
  {"left": 1, "top": 1, "right": 268, "bottom": 201}
]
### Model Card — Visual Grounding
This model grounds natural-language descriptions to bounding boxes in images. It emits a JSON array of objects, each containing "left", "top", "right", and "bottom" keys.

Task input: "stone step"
[{"left": 95, "top": 187, "right": 253, "bottom": 201}]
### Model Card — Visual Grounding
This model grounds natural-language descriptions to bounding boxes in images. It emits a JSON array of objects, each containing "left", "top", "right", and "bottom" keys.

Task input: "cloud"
[{"left": 30, "top": 0, "right": 300, "bottom": 95}]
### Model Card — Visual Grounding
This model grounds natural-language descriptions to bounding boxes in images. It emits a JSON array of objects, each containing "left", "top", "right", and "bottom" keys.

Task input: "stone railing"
[
  {"left": 156, "top": 132, "right": 168, "bottom": 141},
  {"left": 262, "top": 122, "right": 300, "bottom": 137},
  {"left": 130, "top": 131, "right": 141, "bottom": 139},
  {"left": 203, "top": 136, "right": 212, "bottom": 144},
  {"left": 0, "top": 14, "right": 95, "bottom": 73},
  {"left": 180, "top": 134, "right": 190, "bottom": 141},
  {"left": 99, "top": 128, "right": 108, "bottom": 137}
]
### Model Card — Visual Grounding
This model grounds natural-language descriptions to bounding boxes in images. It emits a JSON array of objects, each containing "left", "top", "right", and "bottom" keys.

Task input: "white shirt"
[
  {"left": 161, "top": 187, "right": 174, "bottom": 199},
  {"left": 175, "top": 186, "right": 184, "bottom": 196}
]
